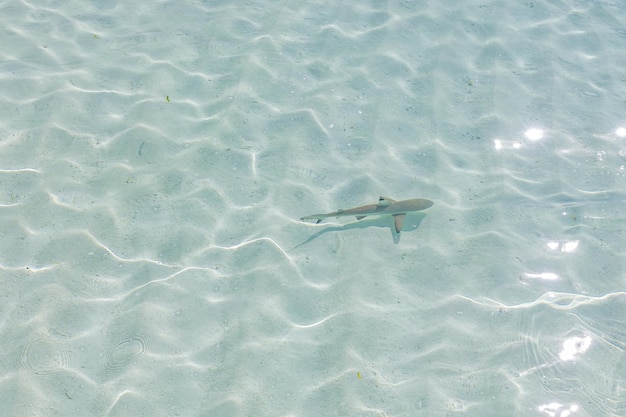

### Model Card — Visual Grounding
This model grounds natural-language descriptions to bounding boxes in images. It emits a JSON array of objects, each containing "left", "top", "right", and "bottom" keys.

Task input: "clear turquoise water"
[{"left": 1, "top": 1, "right": 625, "bottom": 416}]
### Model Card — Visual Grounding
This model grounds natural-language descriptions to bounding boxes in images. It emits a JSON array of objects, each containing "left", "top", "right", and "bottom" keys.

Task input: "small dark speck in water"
[{"left": 138, "top": 141, "right": 145, "bottom": 157}]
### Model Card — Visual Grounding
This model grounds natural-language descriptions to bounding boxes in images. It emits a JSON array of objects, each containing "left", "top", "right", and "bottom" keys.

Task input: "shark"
[{"left": 300, "top": 196, "right": 433, "bottom": 233}]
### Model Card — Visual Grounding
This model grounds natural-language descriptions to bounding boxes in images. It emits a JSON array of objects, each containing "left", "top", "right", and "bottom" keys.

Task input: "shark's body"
[{"left": 300, "top": 196, "right": 433, "bottom": 233}]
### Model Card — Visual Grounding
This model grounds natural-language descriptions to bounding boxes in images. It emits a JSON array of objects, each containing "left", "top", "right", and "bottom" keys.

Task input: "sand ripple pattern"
[
  {"left": 1, "top": 1, "right": 626, "bottom": 416},
  {"left": 16, "top": 337, "right": 69, "bottom": 375},
  {"left": 105, "top": 336, "right": 148, "bottom": 370}
]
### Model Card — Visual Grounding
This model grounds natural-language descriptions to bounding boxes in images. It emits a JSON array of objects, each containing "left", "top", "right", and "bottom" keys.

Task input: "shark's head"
[
  {"left": 403, "top": 198, "right": 433, "bottom": 211},
  {"left": 421, "top": 199, "right": 434, "bottom": 209}
]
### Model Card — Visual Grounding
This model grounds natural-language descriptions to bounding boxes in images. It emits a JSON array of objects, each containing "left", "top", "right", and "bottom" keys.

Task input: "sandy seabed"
[{"left": 1, "top": 1, "right": 625, "bottom": 416}]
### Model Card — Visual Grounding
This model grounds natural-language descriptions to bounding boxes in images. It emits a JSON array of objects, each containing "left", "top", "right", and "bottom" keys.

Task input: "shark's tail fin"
[{"left": 300, "top": 215, "right": 326, "bottom": 223}]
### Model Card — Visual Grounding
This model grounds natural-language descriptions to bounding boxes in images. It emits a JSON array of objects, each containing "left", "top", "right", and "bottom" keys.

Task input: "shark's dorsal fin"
[
  {"left": 355, "top": 215, "right": 367, "bottom": 220},
  {"left": 378, "top": 196, "right": 395, "bottom": 207}
]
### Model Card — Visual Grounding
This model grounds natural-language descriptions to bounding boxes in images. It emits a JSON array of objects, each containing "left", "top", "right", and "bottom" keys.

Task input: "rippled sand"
[{"left": 1, "top": 1, "right": 625, "bottom": 416}]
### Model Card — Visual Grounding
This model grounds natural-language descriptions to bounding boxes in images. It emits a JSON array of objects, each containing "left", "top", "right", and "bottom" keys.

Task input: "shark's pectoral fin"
[
  {"left": 393, "top": 213, "right": 406, "bottom": 233},
  {"left": 355, "top": 215, "right": 367, "bottom": 220}
]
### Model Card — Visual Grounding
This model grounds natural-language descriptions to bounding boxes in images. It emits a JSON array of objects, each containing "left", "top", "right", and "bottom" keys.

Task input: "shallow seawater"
[{"left": 1, "top": 1, "right": 625, "bottom": 416}]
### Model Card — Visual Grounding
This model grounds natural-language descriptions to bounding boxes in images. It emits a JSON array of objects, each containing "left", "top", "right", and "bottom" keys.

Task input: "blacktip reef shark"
[{"left": 300, "top": 196, "right": 433, "bottom": 233}]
